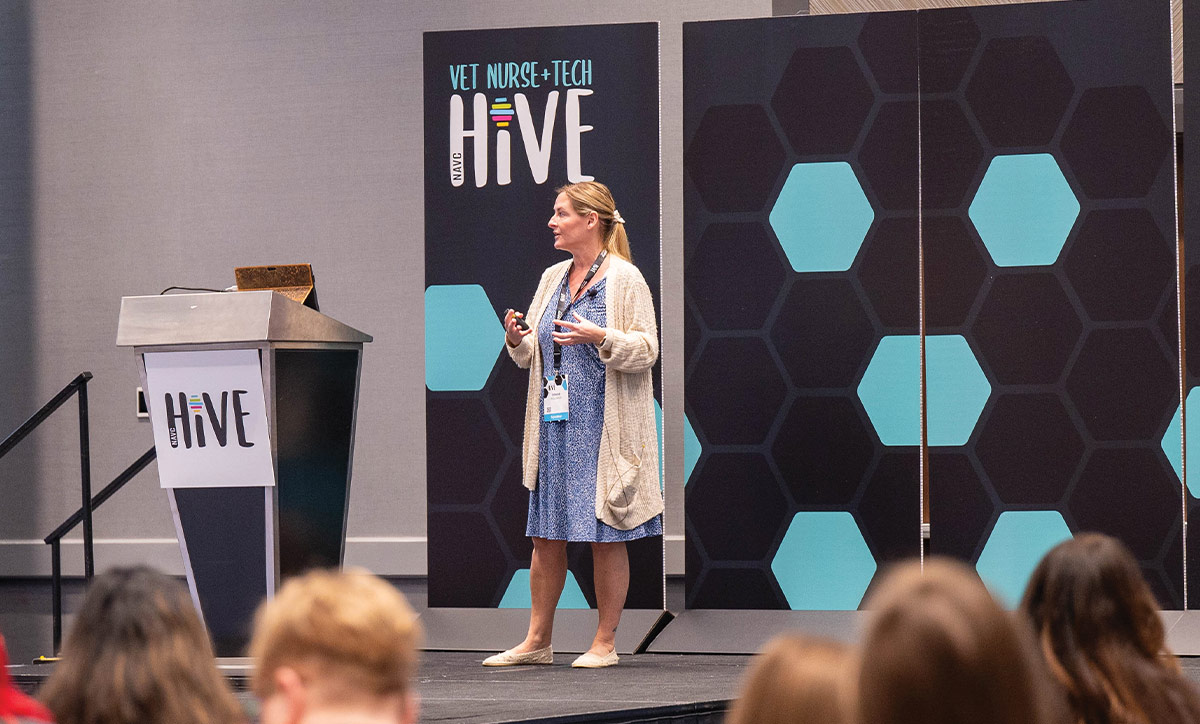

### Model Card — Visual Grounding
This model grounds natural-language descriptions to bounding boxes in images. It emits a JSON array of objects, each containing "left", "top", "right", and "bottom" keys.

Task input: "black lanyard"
[{"left": 552, "top": 250, "right": 607, "bottom": 372}]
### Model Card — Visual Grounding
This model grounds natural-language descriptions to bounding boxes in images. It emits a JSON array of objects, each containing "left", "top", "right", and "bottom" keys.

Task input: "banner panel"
[
  {"left": 423, "top": 23, "right": 662, "bottom": 608},
  {"left": 921, "top": 1, "right": 1181, "bottom": 608},
  {"left": 683, "top": 12, "right": 921, "bottom": 610}
]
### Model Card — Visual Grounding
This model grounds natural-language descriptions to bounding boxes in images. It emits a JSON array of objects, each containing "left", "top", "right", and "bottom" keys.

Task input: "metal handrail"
[
  {"left": 0, "top": 374, "right": 95, "bottom": 583},
  {"left": 44, "top": 446, "right": 157, "bottom": 651},
  {"left": 0, "top": 371, "right": 101, "bottom": 655}
]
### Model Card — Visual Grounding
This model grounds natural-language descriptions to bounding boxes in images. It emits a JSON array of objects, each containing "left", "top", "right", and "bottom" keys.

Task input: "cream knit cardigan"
[{"left": 506, "top": 256, "right": 663, "bottom": 531}]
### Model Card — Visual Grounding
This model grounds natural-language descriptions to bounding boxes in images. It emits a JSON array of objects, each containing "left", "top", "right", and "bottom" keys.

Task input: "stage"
[
  {"left": 15, "top": 652, "right": 1200, "bottom": 723},
  {"left": 9, "top": 652, "right": 747, "bottom": 724}
]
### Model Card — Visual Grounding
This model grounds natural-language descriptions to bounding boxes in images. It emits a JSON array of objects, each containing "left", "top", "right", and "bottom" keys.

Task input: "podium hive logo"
[{"left": 164, "top": 390, "right": 255, "bottom": 449}]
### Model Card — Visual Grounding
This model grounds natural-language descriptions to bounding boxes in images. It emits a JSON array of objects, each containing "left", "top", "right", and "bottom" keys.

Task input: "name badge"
[{"left": 543, "top": 374, "right": 569, "bottom": 421}]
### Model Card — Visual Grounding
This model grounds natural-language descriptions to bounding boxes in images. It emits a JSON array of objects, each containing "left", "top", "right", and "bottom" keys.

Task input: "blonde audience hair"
[
  {"left": 40, "top": 566, "right": 244, "bottom": 724},
  {"left": 724, "top": 634, "right": 854, "bottom": 724},
  {"left": 555, "top": 181, "right": 632, "bottom": 262},
  {"left": 858, "top": 558, "right": 1055, "bottom": 724},
  {"left": 250, "top": 568, "right": 421, "bottom": 704}
]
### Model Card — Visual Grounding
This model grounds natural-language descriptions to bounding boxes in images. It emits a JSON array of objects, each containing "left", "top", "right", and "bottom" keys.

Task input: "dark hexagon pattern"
[
  {"left": 1064, "top": 209, "right": 1173, "bottom": 323},
  {"left": 976, "top": 393, "right": 1082, "bottom": 505},
  {"left": 1066, "top": 328, "right": 1176, "bottom": 442},
  {"left": 771, "top": 46, "right": 875, "bottom": 156},
  {"left": 971, "top": 273, "right": 1082, "bottom": 385},
  {"left": 858, "top": 450, "right": 922, "bottom": 563},
  {"left": 1061, "top": 86, "right": 1171, "bottom": 200},
  {"left": 488, "top": 354, "right": 530, "bottom": 448},
  {"left": 489, "top": 463, "right": 533, "bottom": 562},
  {"left": 426, "top": 396, "right": 506, "bottom": 506},
  {"left": 859, "top": 101, "right": 919, "bottom": 211},
  {"left": 928, "top": 452, "right": 994, "bottom": 561},
  {"left": 857, "top": 12, "right": 918, "bottom": 94},
  {"left": 687, "top": 223, "right": 787, "bottom": 331},
  {"left": 687, "top": 453, "right": 788, "bottom": 562},
  {"left": 771, "top": 277, "right": 876, "bottom": 389},
  {"left": 688, "top": 337, "right": 787, "bottom": 445},
  {"left": 427, "top": 511, "right": 508, "bottom": 607},
  {"left": 965, "top": 36, "right": 1074, "bottom": 148},
  {"left": 689, "top": 567, "right": 782, "bottom": 609},
  {"left": 924, "top": 215, "right": 988, "bottom": 329},
  {"left": 685, "top": 104, "right": 786, "bottom": 213},
  {"left": 684, "top": 299, "right": 703, "bottom": 366},
  {"left": 1069, "top": 448, "right": 1180, "bottom": 561},
  {"left": 917, "top": 9, "right": 981, "bottom": 93},
  {"left": 772, "top": 395, "right": 875, "bottom": 506},
  {"left": 857, "top": 217, "right": 919, "bottom": 329},
  {"left": 920, "top": 99, "right": 983, "bottom": 210},
  {"left": 1187, "top": 268, "right": 1200, "bottom": 377}
]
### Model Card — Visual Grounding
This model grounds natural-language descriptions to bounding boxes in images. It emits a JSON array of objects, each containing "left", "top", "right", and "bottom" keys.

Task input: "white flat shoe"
[
  {"left": 571, "top": 649, "right": 619, "bottom": 668},
  {"left": 482, "top": 646, "right": 553, "bottom": 666}
]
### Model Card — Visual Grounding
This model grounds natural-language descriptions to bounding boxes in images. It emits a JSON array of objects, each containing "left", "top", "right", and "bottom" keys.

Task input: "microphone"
[{"left": 587, "top": 287, "right": 599, "bottom": 298}]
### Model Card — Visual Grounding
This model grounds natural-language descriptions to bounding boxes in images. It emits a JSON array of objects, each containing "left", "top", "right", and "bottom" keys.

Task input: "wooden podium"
[{"left": 117, "top": 291, "right": 371, "bottom": 656}]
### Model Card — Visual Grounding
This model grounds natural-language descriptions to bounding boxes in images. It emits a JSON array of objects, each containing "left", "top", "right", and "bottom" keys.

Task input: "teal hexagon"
[
  {"left": 976, "top": 510, "right": 1072, "bottom": 607},
  {"left": 1161, "top": 387, "right": 1200, "bottom": 497},
  {"left": 768, "top": 162, "right": 875, "bottom": 272},
  {"left": 655, "top": 400, "right": 664, "bottom": 490},
  {"left": 425, "top": 284, "right": 504, "bottom": 391},
  {"left": 498, "top": 568, "right": 590, "bottom": 609},
  {"left": 771, "top": 511, "right": 876, "bottom": 610},
  {"left": 857, "top": 335, "right": 990, "bottom": 446},
  {"left": 968, "top": 153, "right": 1079, "bottom": 267},
  {"left": 683, "top": 413, "right": 701, "bottom": 486}
]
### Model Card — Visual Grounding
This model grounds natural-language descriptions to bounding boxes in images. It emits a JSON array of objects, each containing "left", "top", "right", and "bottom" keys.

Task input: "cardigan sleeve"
[
  {"left": 506, "top": 262, "right": 560, "bottom": 369},
  {"left": 597, "top": 265, "right": 659, "bottom": 373}
]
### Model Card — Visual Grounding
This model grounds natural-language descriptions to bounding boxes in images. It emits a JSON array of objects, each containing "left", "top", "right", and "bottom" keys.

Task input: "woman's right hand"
[{"left": 504, "top": 309, "right": 532, "bottom": 347}]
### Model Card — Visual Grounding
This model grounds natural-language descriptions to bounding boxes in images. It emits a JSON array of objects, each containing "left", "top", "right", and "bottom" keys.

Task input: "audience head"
[
  {"left": 40, "top": 566, "right": 243, "bottom": 724},
  {"left": 250, "top": 568, "right": 421, "bottom": 724},
  {"left": 725, "top": 634, "right": 853, "bottom": 724},
  {"left": 1021, "top": 533, "right": 1200, "bottom": 724},
  {"left": 857, "top": 558, "right": 1051, "bottom": 724}
]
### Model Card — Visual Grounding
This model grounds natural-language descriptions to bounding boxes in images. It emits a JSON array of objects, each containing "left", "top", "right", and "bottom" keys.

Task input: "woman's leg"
[
  {"left": 514, "top": 536, "right": 568, "bottom": 652},
  {"left": 588, "top": 541, "right": 629, "bottom": 655}
]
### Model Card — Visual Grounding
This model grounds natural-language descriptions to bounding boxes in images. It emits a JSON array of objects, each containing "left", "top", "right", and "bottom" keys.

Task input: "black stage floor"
[
  {"left": 21, "top": 652, "right": 1199, "bottom": 723},
  {"left": 9, "top": 652, "right": 750, "bottom": 724}
]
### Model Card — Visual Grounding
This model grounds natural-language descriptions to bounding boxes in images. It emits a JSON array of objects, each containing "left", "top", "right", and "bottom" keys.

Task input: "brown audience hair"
[
  {"left": 857, "top": 558, "right": 1053, "bottom": 724},
  {"left": 40, "top": 566, "right": 244, "bottom": 724},
  {"left": 250, "top": 568, "right": 421, "bottom": 704},
  {"left": 724, "top": 634, "right": 854, "bottom": 724},
  {"left": 556, "top": 181, "right": 632, "bottom": 262},
  {"left": 1020, "top": 533, "right": 1200, "bottom": 724}
]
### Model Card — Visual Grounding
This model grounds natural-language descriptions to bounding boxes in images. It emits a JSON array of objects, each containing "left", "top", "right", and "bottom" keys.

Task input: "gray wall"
[{"left": 0, "top": 1, "right": 773, "bottom": 580}]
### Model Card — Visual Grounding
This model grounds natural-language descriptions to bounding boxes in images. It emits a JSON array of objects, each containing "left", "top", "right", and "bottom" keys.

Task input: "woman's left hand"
[{"left": 553, "top": 312, "right": 606, "bottom": 346}]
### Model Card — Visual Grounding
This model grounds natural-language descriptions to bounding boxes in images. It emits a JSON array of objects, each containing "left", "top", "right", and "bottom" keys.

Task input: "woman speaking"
[{"left": 485, "top": 181, "right": 662, "bottom": 669}]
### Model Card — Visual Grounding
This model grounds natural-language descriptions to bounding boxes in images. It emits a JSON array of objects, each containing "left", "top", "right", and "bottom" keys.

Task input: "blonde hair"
[
  {"left": 555, "top": 181, "right": 632, "bottom": 261},
  {"left": 40, "top": 566, "right": 244, "bottom": 724},
  {"left": 725, "top": 634, "right": 854, "bottom": 724},
  {"left": 250, "top": 568, "right": 421, "bottom": 702},
  {"left": 858, "top": 558, "right": 1053, "bottom": 724}
]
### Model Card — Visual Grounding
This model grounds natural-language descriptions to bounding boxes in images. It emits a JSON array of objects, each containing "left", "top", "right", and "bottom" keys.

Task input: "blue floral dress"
[{"left": 527, "top": 275, "right": 663, "bottom": 542}]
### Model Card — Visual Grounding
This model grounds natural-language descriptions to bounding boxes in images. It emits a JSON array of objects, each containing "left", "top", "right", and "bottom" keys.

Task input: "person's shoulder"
[
  {"left": 608, "top": 256, "right": 645, "bottom": 283},
  {"left": 538, "top": 259, "right": 572, "bottom": 283}
]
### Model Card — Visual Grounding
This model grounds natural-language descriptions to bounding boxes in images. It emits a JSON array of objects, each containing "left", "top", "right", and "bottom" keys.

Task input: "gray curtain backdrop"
[{"left": 0, "top": 1, "right": 772, "bottom": 579}]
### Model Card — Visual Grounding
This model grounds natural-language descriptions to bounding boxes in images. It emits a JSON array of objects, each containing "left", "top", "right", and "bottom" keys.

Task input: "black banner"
[{"left": 423, "top": 23, "right": 662, "bottom": 608}]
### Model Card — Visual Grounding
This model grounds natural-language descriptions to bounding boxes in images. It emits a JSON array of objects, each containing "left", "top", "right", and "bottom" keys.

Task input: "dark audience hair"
[
  {"left": 40, "top": 566, "right": 243, "bottom": 724},
  {"left": 724, "top": 633, "right": 853, "bottom": 724},
  {"left": 1021, "top": 533, "right": 1200, "bottom": 724},
  {"left": 858, "top": 557, "right": 1056, "bottom": 724}
]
